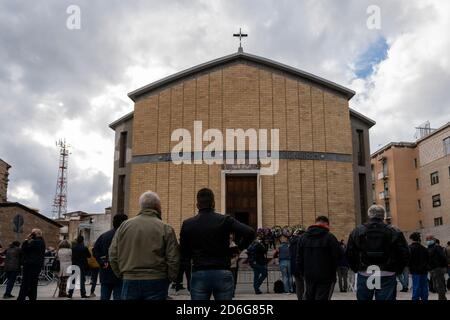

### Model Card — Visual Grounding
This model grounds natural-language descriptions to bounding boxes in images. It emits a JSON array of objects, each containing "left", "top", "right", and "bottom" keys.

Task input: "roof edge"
[
  {"left": 415, "top": 122, "right": 450, "bottom": 144},
  {"left": 127, "top": 51, "right": 356, "bottom": 102},
  {"left": 109, "top": 111, "right": 134, "bottom": 129},
  {"left": 349, "top": 108, "right": 376, "bottom": 127},
  {"left": 370, "top": 141, "right": 416, "bottom": 158},
  {"left": 0, "top": 202, "right": 63, "bottom": 227},
  {"left": 0, "top": 158, "right": 11, "bottom": 169}
]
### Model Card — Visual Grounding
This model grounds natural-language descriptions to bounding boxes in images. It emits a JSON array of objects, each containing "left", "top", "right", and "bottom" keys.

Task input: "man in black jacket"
[
  {"left": 295, "top": 216, "right": 341, "bottom": 300},
  {"left": 180, "top": 188, "right": 255, "bottom": 300},
  {"left": 408, "top": 232, "right": 429, "bottom": 300},
  {"left": 93, "top": 213, "right": 128, "bottom": 300},
  {"left": 247, "top": 238, "right": 268, "bottom": 294},
  {"left": 68, "top": 235, "right": 91, "bottom": 299},
  {"left": 17, "top": 229, "right": 46, "bottom": 301},
  {"left": 426, "top": 235, "right": 447, "bottom": 300},
  {"left": 346, "top": 205, "right": 410, "bottom": 300}
]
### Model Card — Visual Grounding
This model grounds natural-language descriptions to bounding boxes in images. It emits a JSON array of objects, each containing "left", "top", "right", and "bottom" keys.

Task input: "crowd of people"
[
  {"left": 0, "top": 213, "right": 128, "bottom": 300},
  {"left": 1, "top": 188, "right": 449, "bottom": 301}
]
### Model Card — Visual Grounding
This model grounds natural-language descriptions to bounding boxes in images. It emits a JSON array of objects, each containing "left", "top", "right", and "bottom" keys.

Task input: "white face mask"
[{"left": 426, "top": 240, "right": 435, "bottom": 246}]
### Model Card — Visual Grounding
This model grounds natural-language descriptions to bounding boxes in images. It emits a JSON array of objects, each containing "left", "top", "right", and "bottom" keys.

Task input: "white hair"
[
  {"left": 31, "top": 228, "right": 42, "bottom": 237},
  {"left": 139, "top": 191, "right": 161, "bottom": 210},
  {"left": 367, "top": 204, "right": 386, "bottom": 220}
]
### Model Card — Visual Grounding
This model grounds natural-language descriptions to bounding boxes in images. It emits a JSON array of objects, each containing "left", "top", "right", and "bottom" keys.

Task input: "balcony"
[
  {"left": 379, "top": 190, "right": 390, "bottom": 200},
  {"left": 377, "top": 171, "right": 388, "bottom": 180}
]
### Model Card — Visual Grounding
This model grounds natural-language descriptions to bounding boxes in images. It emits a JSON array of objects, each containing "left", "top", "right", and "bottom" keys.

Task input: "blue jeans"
[
  {"left": 121, "top": 279, "right": 169, "bottom": 300},
  {"left": 411, "top": 274, "right": 428, "bottom": 301},
  {"left": 356, "top": 274, "right": 397, "bottom": 300},
  {"left": 101, "top": 281, "right": 123, "bottom": 300},
  {"left": 279, "top": 260, "right": 293, "bottom": 293},
  {"left": 4, "top": 271, "right": 19, "bottom": 296},
  {"left": 252, "top": 264, "right": 268, "bottom": 292},
  {"left": 190, "top": 270, "right": 234, "bottom": 300}
]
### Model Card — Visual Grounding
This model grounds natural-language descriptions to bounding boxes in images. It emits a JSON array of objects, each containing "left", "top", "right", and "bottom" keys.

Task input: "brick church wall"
[{"left": 126, "top": 62, "right": 355, "bottom": 241}]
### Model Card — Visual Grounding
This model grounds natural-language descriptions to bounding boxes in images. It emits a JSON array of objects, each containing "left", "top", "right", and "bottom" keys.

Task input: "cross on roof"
[{"left": 233, "top": 28, "right": 248, "bottom": 52}]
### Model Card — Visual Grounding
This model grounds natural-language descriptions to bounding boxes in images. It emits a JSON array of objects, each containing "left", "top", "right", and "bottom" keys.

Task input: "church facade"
[{"left": 109, "top": 51, "right": 375, "bottom": 240}]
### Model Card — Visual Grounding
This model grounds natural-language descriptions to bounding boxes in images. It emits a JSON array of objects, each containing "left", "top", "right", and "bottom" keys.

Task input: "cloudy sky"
[{"left": 0, "top": 0, "right": 449, "bottom": 217}]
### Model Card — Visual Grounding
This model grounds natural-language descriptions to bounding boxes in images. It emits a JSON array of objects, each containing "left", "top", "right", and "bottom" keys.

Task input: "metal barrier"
[{"left": 0, "top": 258, "right": 56, "bottom": 287}]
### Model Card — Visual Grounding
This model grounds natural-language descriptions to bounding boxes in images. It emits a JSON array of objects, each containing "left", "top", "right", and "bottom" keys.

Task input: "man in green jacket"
[{"left": 109, "top": 191, "right": 180, "bottom": 300}]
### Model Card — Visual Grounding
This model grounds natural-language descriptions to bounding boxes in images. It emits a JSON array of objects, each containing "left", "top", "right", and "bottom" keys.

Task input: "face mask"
[{"left": 426, "top": 240, "right": 435, "bottom": 246}]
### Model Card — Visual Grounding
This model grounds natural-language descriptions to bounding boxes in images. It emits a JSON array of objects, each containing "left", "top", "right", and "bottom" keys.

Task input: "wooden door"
[{"left": 225, "top": 175, "right": 257, "bottom": 231}]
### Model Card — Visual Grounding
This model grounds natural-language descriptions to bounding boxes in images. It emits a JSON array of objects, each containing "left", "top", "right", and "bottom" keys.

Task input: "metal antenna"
[{"left": 52, "top": 139, "right": 70, "bottom": 219}]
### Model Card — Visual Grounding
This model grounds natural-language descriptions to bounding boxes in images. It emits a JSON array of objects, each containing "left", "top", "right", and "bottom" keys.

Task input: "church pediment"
[{"left": 127, "top": 51, "right": 355, "bottom": 102}]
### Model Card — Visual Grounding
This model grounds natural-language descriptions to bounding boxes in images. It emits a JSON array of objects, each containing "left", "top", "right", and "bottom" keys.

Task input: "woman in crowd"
[{"left": 56, "top": 240, "right": 72, "bottom": 298}]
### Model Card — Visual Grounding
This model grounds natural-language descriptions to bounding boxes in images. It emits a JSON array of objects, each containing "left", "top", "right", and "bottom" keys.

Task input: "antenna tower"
[
  {"left": 414, "top": 121, "right": 436, "bottom": 140},
  {"left": 52, "top": 139, "right": 70, "bottom": 219}
]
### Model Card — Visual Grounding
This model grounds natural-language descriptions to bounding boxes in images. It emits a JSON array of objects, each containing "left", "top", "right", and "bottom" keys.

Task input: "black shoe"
[
  {"left": 3, "top": 294, "right": 14, "bottom": 299},
  {"left": 81, "top": 295, "right": 89, "bottom": 298},
  {"left": 400, "top": 288, "right": 408, "bottom": 293},
  {"left": 255, "top": 289, "right": 262, "bottom": 295}
]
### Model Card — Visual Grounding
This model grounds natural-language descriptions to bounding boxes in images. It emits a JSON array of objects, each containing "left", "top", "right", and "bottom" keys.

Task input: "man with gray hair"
[
  {"left": 109, "top": 191, "right": 180, "bottom": 300},
  {"left": 17, "top": 228, "right": 46, "bottom": 301},
  {"left": 346, "top": 205, "right": 410, "bottom": 300}
]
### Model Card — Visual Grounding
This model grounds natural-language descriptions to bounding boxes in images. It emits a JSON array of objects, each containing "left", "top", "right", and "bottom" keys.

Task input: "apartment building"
[{"left": 371, "top": 122, "right": 450, "bottom": 243}]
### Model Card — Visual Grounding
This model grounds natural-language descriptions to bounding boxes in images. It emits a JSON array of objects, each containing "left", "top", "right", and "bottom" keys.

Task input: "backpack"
[
  {"left": 274, "top": 280, "right": 284, "bottom": 293},
  {"left": 359, "top": 222, "right": 393, "bottom": 269}
]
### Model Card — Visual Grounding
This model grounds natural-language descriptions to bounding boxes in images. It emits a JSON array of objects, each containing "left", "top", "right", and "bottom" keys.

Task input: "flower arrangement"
[{"left": 253, "top": 225, "right": 305, "bottom": 249}]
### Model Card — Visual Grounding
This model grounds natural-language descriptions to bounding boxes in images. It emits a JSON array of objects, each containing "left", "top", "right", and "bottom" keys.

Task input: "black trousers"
[
  {"left": 17, "top": 264, "right": 41, "bottom": 301},
  {"left": 304, "top": 279, "right": 335, "bottom": 301},
  {"left": 294, "top": 276, "right": 305, "bottom": 300},
  {"left": 68, "top": 267, "right": 87, "bottom": 297}
]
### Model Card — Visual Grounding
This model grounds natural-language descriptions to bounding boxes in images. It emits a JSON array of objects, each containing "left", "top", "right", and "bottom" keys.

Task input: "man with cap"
[{"left": 408, "top": 232, "right": 429, "bottom": 300}]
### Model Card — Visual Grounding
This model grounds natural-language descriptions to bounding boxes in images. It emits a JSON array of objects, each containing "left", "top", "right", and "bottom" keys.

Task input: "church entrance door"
[{"left": 225, "top": 174, "right": 258, "bottom": 234}]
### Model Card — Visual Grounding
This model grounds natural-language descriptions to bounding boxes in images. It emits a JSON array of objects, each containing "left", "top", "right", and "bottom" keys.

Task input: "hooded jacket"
[
  {"left": 295, "top": 225, "right": 341, "bottom": 283},
  {"left": 109, "top": 208, "right": 180, "bottom": 281}
]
